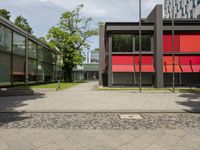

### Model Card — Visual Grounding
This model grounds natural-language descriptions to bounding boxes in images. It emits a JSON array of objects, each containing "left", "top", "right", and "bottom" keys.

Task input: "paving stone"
[
  {"left": 127, "top": 134, "right": 161, "bottom": 149},
  {"left": 26, "top": 133, "right": 53, "bottom": 148},
  {"left": 0, "top": 137, "right": 9, "bottom": 150},
  {"left": 35, "top": 143, "right": 59, "bottom": 150},
  {"left": 155, "top": 134, "right": 182, "bottom": 146},
  {"left": 144, "top": 144, "right": 171, "bottom": 150},
  {"left": 0, "top": 81, "right": 199, "bottom": 113},
  {"left": 7, "top": 137, "right": 35, "bottom": 150}
]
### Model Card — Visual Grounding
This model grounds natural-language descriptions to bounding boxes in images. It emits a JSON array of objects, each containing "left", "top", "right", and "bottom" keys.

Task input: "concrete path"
[
  {"left": 0, "top": 81, "right": 199, "bottom": 112},
  {"left": 0, "top": 129, "right": 200, "bottom": 150}
]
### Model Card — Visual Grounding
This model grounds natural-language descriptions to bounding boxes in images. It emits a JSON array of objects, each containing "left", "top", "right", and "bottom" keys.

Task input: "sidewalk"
[
  {"left": 0, "top": 81, "right": 199, "bottom": 113},
  {"left": 0, "top": 128, "right": 200, "bottom": 150}
]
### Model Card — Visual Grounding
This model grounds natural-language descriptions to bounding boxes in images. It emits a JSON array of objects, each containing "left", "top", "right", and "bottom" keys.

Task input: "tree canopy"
[
  {"left": 14, "top": 15, "right": 33, "bottom": 34},
  {"left": 47, "top": 4, "right": 98, "bottom": 81},
  {"left": 0, "top": 9, "right": 10, "bottom": 20}
]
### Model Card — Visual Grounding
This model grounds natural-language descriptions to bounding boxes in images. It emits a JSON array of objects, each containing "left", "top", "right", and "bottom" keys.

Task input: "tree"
[
  {"left": 14, "top": 15, "right": 33, "bottom": 34},
  {"left": 39, "top": 37, "right": 49, "bottom": 45},
  {"left": 0, "top": 9, "right": 11, "bottom": 20},
  {"left": 47, "top": 4, "right": 98, "bottom": 82}
]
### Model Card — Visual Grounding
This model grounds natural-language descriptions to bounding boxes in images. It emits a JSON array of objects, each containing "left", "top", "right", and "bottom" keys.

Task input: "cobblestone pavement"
[
  {"left": 0, "top": 81, "right": 199, "bottom": 113},
  {"left": 0, "top": 113, "right": 200, "bottom": 129},
  {"left": 0, "top": 113, "right": 200, "bottom": 150}
]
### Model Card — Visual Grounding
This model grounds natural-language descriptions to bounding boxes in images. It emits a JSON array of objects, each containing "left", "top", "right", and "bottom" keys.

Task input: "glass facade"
[
  {"left": 135, "top": 35, "right": 152, "bottom": 51},
  {"left": 112, "top": 34, "right": 152, "bottom": 52},
  {"left": 112, "top": 34, "right": 133, "bottom": 52},
  {"left": 0, "top": 23, "right": 59, "bottom": 86},
  {"left": 13, "top": 32, "right": 26, "bottom": 84},
  {"left": 0, "top": 25, "right": 12, "bottom": 86}
]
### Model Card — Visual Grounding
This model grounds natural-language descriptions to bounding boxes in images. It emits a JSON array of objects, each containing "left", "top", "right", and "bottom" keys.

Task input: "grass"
[
  {"left": 10, "top": 82, "right": 81, "bottom": 91},
  {"left": 30, "top": 82, "right": 80, "bottom": 90},
  {"left": 98, "top": 87, "right": 200, "bottom": 92}
]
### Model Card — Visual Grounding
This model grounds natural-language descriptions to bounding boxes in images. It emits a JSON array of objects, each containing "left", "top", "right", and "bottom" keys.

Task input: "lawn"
[
  {"left": 98, "top": 87, "right": 200, "bottom": 92},
  {"left": 30, "top": 82, "right": 80, "bottom": 90}
]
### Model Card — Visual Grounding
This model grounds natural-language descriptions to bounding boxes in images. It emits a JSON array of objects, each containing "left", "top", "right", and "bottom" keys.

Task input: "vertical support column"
[
  {"left": 99, "top": 25, "right": 105, "bottom": 86},
  {"left": 25, "top": 37, "right": 28, "bottom": 85},
  {"left": 154, "top": 5, "right": 163, "bottom": 88},
  {"left": 11, "top": 31, "right": 14, "bottom": 86},
  {"left": 147, "top": 5, "right": 164, "bottom": 88},
  {"left": 108, "top": 34, "right": 112, "bottom": 87}
]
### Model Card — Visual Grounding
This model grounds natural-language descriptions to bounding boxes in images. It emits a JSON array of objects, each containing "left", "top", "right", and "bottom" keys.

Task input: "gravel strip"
[{"left": 0, "top": 113, "right": 200, "bottom": 129}]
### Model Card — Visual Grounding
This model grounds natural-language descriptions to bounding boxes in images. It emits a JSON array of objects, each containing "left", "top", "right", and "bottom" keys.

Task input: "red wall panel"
[
  {"left": 163, "top": 35, "right": 180, "bottom": 52},
  {"left": 163, "top": 56, "right": 179, "bottom": 65},
  {"left": 133, "top": 56, "right": 153, "bottom": 65},
  {"left": 112, "top": 55, "right": 133, "bottom": 65},
  {"left": 180, "top": 56, "right": 200, "bottom": 65},
  {"left": 180, "top": 35, "right": 200, "bottom": 52}
]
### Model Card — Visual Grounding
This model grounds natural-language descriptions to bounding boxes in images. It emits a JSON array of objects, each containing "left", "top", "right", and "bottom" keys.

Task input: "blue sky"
[{"left": 0, "top": 0, "right": 163, "bottom": 50}]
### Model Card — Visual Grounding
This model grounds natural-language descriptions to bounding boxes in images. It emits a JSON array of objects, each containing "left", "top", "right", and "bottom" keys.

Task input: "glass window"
[
  {"left": 13, "top": 32, "right": 26, "bottom": 84},
  {"left": 13, "top": 32, "right": 25, "bottom": 56},
  {"left": 37, "top": 62, "right": 45, "bottom": 82},
  {"left": 38, "top": 45, "right": 45, "bottom": 62},
  {"left": 0, "top": 25, "right": 12, "bottom": 86},
  {"left": 0, "top": 25, "right": 12, "bottom": 52},
  {"left": 112, "top": 34, "right": 133, "bottom": 52},
  {"left": 135, "top": 35, "right": 152, "bottom": 51},
  {"left": 28, "top": 40, "right": 37, "bottom": 59},
  {"left": 28, "top": 59, "right": 37, "bottom": 83},
  {"left": 44, "top": 49, "right": 53, "bottom": 64}
]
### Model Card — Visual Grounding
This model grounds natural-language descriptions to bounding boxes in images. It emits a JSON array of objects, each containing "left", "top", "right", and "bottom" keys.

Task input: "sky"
[{"left": 0, "top": 0, "right": 164, "bottom": 50}]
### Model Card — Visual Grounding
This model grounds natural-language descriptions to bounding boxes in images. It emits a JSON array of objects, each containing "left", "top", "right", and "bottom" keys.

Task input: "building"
[
  {"left": 87, "top": 50, "right": 99, "bottom": 63},
  {"left": 72, "top": 63, "right": 99, "bottom": 81},
  {"left": 165, "top": 0, "right": 200, "bottom": 18},
  {"left": 99, "top": 5, "right": 200, "bottom": 88},
  {"left": 0, "top": 16, "right": 61, "bottom": 87}
]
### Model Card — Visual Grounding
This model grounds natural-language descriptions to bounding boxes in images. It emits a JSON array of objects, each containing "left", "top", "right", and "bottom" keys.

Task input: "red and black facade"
[{"left": 99, "top": 5, "right": 200, "bottom": 88}]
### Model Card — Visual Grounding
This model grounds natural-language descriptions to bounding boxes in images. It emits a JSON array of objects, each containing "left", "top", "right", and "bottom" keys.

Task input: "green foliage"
[
  {"left": 39, "top": 37, "right": 48, "bottom": 44},
  {"left": 0, "top": 9, "right": 10, "bottom": 20},
  {"left": 14, "top": 15, "right": 33, "bottom": 34},
  {"left": 47, "top": 4, "right": 98, "bottom": 81}
]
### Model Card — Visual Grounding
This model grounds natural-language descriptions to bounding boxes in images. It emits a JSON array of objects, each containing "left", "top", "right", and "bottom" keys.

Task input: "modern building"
[
  {"left": 72, "top": 63, "right": 99, "bottom": 81},
  {"left": 99, "top": 5, "right": 200, "bottom": 88},
  {"left": 165, "top": 0, "right": 200, "bottom": 18},
  {"left": 0, "top": 16, "right": 61, "bottom": 87},
  {"left": 87, "top": 50, "right": 99, "bottom": 63}
]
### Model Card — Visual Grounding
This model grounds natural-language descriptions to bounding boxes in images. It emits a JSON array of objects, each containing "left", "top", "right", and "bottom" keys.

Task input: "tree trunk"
[{"left": 63, "top": 66, "right": 73, "bottom": 82}]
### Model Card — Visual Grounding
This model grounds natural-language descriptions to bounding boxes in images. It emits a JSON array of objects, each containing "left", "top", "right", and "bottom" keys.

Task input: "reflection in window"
[
  {"left": 112, "top": 34, "right": 133, "bottom": 52},
  {"left": 38, "top": 46, "right": 45, "bottom": 62},
  {"left": 28, "top": 40, "right": 37, "bottom": 59},
  {"left": 37, "top": 62, "right": 45, "bottom": 82},
  {"left": 13, "top": 32, "right": 26, "bottom": 84},
  {"left": 0, "top": 25, "right": 12, "bottom": 85},
  {"left": 13, "top": 32, "right": 25, "bottom": 56},
  {"left": 135, "top": 35, "right": 152, "bottom": 51},
  {"left": 28, "top": 59, "right": 37, "bottom": 83}
]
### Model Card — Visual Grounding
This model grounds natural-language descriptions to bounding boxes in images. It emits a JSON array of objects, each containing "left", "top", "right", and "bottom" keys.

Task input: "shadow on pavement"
[
  {"left": 0, "top": 92, "right": 45, "bottom": 126},
  {"left": 177, "top": 90, "right": 200, "bottom": 112}
]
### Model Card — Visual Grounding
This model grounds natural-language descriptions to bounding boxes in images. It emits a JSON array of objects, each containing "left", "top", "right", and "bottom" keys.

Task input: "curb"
[{"left": 0, "top": 109, "right": 199, "bottom": 113}]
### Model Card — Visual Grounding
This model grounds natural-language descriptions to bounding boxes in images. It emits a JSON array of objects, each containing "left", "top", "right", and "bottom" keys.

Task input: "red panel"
[
  {"left": 134, "top": 65, "right": 155, "bottom": 72},
  {"left": 163, "top": 65, "right": 182, "bottom": 73},
  {"left": 180, "top": 35, "right": 200, "bottom": 52},
  {"left": 163, "top": 34, "right": 179, "bottom": 52},
  {"left": 192, "top": 65, "right": 200, "bottom": 72},
  {"left": 180, "top": 56, "right": 200, "bottom": 65},
  {"left": 112, "top": 55, "right": 133, "bottom": 65},
  {"left": 134, "top": 56, "right": 153, "bottom": 65},
  {"left": 112, "top": 65, "right": 134, "bottom": 72},
  {"left": 180, "top": 65, "right": 192, "bottom": 72},
  {"left": 163, "top": 56, "right": 179, "bottom": 65}
]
